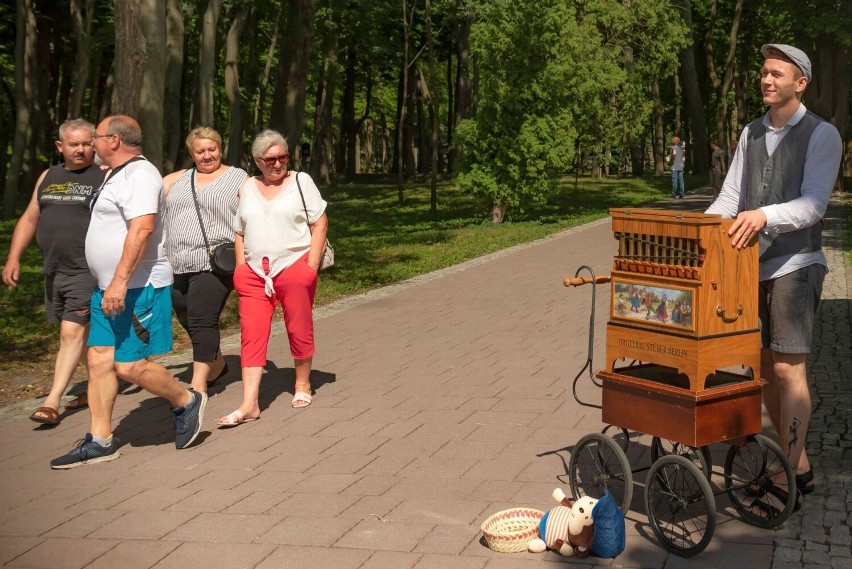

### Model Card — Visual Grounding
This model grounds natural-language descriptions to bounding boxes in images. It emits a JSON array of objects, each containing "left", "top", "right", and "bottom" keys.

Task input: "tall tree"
[
  {"left": 3, "top": 0, "right": 39, "bottom": 218},
  {"left": 137, "top": 0, "right": 166, "bottom": 169},
  {"left": 196, "top": 0, "right": 222, "bottom": 128},
  {"left": 282, "top": 0, "right": 315, "bottom": 156},
  {"left": 112, "top": 0, "right": 145, "bottom": 116},
  {"left": 677, "top": 0, "right": 709, "bottom": 175},
  {"left": 705, "top": 0, "right": 743, "bottom": 145},
  {"left": 225, "top": 3, "right": 251, "bottom": 165},
  {"left": 162, "top": 0, "right": 185, "bottom": 172},
  {"left": 311, "top": 13, "right": 338, "bottom": 183},
  {"left": 456, "top": 0, "right": 581, "bottom": 221},
  {"left": 425, "top": 0, "right": 439, "bottom": 219},
  {"left": 68, "top": 0, "right": 96, "bottom": 120}
]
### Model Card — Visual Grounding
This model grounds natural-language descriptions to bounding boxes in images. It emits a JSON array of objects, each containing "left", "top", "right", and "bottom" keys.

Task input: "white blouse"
[{"left": 236, "top": 171, "right": 327, "bottom": 288}]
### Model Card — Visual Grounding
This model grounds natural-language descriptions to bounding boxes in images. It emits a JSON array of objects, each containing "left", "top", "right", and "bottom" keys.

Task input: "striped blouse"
[{"left": 164, "top": 166, "right": 246, "bottom": 274}]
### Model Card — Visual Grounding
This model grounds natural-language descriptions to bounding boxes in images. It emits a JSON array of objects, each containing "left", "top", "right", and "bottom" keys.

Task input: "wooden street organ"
[{"left": 589, "top": 208, "right": 763, "bottom": 446}]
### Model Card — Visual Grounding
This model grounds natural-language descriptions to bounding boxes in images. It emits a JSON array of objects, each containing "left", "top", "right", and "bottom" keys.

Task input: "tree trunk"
[
  {"left": 68, "top": 0, "right": 95, "bottom": 120},
  {"left": 652, "top": 79, "right": 665, "bottom": 175},
  {"left": 283, "top": 0, "right": 315, "bottom": 163},
  {"left": 449, "top": 0, "right": 472, "bottom": 170},
  {"left": 225, "top": 5, "right": 250, "bottom": 166},
  {"left": 678, "top": 0, "right": 709, "bottom": 176},
  {"left": 136, "top": 0, "right": 166, "bottom": 170},
  {"left": 197, "top": 0, "right": 222, "bottom": 128},
  {"left": 425, "top": 0, "right": 439, "bottom": 219},
  {"left": 674, "top": 69, "right": 682, "bottom": 136},
  {"left": 113, "top": 0, "right": 146, "bottom": 116},
  {"left": 808, "top": 42, "right": 850, "bottom": 178},
  {"left": 338, "top": 47, "right": 356, "bottom": 180},
  {"left": 253, "top": 6, "right": 281, "bottom": 132},
  {"left": 489, "top": 202, "right": 507, "bottom": 223},
  {"left": 623, "top": 46, "right": 643, "bottom": 177},
  {"left": 162, "top": 0, "right": 185, "bottom": 173},
  {"left": 269, "top": 0, "right": 295, "bottom": 132},
  {"left": 445, "top": 44, "right": 453, "bottom": 173},
  {"left": 397, "top": 0, "right": 412, "bottom": 204},
  {"left": 310, "top": 26, "right": 337, "bottom": 184},
  {"left": 3, "top": 0, "right": 39, "bottom": 218},
  {"left": 710, "top": 0, "right": 742, "bottom": 144}
]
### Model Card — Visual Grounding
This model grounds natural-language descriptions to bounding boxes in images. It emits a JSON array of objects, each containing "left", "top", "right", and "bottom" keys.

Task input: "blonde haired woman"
[{"left": 163, "top": 126, "right": 247, "bottom": 393}]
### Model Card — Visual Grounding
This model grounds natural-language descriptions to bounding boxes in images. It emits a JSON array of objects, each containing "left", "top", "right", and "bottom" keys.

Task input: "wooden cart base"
[{"left": 598, "top": 365, "right": 765, "bottom": 447}]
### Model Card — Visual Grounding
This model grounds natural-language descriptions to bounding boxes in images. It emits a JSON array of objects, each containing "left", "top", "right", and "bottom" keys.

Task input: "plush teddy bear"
[{"left": 528, "top": 488, "right": 597, "bottom": 557}]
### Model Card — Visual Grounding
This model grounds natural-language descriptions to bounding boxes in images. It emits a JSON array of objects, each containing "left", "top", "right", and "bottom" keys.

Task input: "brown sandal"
[
  {"left": 30, "top": 406, "right": 60, "bottom": 425},
  {"left": 64, "top": 393, "right": 88, "bottom": 410}
]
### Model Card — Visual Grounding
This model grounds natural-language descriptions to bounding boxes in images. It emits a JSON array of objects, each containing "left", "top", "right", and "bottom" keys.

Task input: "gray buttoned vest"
[{"left": 744, "top": 110, "right": 824, "bottom": 261}]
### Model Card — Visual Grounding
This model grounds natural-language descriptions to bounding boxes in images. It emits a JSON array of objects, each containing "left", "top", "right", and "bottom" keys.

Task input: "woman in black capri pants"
[{"left": 163, "top": 126, "right": 247, "bottom": 392}]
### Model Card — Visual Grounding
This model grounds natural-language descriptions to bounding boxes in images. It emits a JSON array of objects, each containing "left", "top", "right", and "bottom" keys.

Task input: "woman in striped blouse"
[{"left": 163, "top": 127, "right": 247, "bottom": 393}]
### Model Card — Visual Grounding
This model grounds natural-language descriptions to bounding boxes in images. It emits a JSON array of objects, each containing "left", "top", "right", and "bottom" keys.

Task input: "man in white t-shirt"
[{"left": 51, "top": 115, "right": 208, "bottom": 469}]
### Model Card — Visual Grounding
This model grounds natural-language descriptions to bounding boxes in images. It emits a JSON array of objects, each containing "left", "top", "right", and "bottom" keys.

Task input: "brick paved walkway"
[{"left": 0, "top": 188, "right": 848, "bottom": 569}]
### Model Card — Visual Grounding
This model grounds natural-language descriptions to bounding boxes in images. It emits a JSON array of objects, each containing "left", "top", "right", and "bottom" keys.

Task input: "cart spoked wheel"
[
  {"left": 644, "top": 455, "right": 716, "bottom": 557},
  {"left": 569, "top": 433, "right": 633, "bottom": 514},
  {"left": 723, "top": 434, "right": 796, "bottom": 529},
  {"left": 651, "top": 437, "right": 713, "bottom": 479}
]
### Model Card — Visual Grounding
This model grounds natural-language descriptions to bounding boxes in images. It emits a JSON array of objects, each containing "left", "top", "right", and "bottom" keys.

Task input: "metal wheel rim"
[
  {"left": 644, "top": 454, "right": 716, "bottom": 557},
  {"left": 723, "top": 434, "right": 796, "bottom": 529},
  {"left": 569, "top": 432, "right": 634, "bottom": 514}
]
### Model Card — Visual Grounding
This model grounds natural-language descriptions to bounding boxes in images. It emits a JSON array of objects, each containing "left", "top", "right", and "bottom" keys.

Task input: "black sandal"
[
  {"left": 796, "top": 468, "right": 815, "bottom": 495},
  {"left": 752, "top": 480, "right": 801, "bottom": 516}
]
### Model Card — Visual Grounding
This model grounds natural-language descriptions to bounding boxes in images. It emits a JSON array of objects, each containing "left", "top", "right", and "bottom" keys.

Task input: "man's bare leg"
[
  {"left": 762, "top": 348, "right": 812, "bottom": 481},
  {"left": 88, "top": 346, "right": 120, "bottom": 439},
  {"left": 39, "top": 321, "right": 87, "bottom": 411}
]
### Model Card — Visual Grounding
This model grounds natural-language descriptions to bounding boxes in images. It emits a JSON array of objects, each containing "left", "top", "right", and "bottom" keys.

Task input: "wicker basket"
[{"left": 481, "top": 508, "right": 544, "bottom": 553}]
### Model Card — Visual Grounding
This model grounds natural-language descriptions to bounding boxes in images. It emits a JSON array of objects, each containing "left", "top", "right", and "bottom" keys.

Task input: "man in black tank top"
[{"left": 2, "top": 119, "right": 106, "bottom": 425}]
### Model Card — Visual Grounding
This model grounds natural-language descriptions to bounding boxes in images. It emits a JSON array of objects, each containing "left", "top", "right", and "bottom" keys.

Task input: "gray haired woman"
[{"left": 218, "top": 129, "right": 328, "bottom": 426}]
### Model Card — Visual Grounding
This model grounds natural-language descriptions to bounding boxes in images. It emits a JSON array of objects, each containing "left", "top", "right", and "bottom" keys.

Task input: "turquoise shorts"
[{"left": 88, "top": 285, "right": 173, "bottom": 363}]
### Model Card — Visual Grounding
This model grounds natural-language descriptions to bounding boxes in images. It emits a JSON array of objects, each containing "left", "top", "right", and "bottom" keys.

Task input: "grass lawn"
[{"left": 0, "top": 173, "right": 680, "bottom": 375}]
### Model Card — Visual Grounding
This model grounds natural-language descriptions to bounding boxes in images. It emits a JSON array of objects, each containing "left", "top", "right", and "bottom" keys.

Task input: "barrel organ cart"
[{"left": 564, "top": 208, "right": 796, "bottom": 556}]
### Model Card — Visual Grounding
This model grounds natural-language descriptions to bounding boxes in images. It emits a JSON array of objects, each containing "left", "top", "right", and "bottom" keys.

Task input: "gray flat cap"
[{"left": 761, "top": 44, "right": 812, "bottom": 82}]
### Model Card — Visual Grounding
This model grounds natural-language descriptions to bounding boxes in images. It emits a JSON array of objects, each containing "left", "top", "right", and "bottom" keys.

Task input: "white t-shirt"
[
  {"left": 86, "top": 158, "right": 173, "bottom": 290},
  {"left": 236, "top": 172, "right": 327, "bottom": 281}
]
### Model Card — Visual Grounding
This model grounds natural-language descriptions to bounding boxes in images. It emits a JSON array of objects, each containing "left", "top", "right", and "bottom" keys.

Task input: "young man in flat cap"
[{"left": 707, "top": 44, "right": 841, "bottom": 507}]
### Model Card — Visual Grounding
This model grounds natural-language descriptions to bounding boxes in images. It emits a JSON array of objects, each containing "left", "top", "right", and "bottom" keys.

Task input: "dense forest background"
[{"left": 1, "top": 0, "right": 849, "bottom": 221}]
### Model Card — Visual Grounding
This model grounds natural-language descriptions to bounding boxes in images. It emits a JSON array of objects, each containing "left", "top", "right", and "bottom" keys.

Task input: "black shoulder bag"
[{"left": 189, "top": 168, "right": 236, "bottom": 277}]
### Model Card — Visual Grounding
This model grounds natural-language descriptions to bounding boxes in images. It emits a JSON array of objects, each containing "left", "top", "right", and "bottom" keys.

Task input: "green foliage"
[
  {"left": 455, "top": 0, "right": 688, "bottom": 215},
  {"left": 455, "top": 0, "right": 581, "bottom": 213}
]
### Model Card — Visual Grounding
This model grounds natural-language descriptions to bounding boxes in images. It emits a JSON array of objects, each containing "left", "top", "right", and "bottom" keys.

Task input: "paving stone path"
[{"left": 0, "top": 188, "right": 848, "bottom": 569}]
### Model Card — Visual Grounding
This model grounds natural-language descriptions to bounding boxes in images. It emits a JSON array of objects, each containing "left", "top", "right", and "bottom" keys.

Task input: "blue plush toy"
[{"left": 589, "top": 489, "right": 626, "bottom": 558}]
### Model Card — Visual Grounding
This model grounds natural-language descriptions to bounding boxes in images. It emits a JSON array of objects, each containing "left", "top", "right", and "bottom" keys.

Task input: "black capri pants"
[{"left": 171, "top": 271, "right": 234, "bottom": 362}]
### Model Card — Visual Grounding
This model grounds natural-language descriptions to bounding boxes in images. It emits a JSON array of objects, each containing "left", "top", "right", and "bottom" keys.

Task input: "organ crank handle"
[{"left": 564, "top": 275, "right": 611, "bottom": 287}]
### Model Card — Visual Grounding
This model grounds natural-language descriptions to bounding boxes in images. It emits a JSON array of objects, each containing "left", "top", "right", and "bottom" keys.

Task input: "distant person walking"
[
  {"left": 710, "top": 140, "right": 727, "bottom": 197},
  {"left": 706, "top": 44, "right": 842, "bottom": 507},
  {"left": 670, "top": 136, "right": 685, "bottom": 198},
  {"left": 2, "top": 119, "right": 104, "bottom": 425},
  {"left": 51, "top": 115, "right": 207, "bottom": 469}
]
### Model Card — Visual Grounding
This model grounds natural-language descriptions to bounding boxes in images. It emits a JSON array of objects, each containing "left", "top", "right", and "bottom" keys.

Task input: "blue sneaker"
[
  {"left": 173, "top": 389, "right": 207, "bottom": 449},
  {"left": 50, "top": 434, "right": 120, "bottom": 469}
]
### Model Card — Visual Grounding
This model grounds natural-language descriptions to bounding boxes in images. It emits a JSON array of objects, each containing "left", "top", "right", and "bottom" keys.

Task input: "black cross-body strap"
[
  {"left": 90, "top": 155, "right": 146, "bottom": 210},
  {"left": 294, "top": 172, "right": 313, "bottom": 235},
  {"left": 188, "top": 167, "right": 214, "bottom": 258}
]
